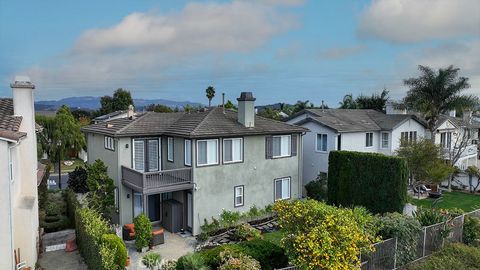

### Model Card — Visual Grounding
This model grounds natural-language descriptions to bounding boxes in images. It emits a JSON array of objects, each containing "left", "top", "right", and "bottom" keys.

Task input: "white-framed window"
[
  {"left": 410, "top": 131, "right": 417, "bottom": 142},
  {"left": 272, "top": 135, "right": 291, "bottom": 158},
  {"left": 184, "top": 139, "right": 192, "bottom": 166},
  {"left": 402, "top": 131, "right": 418, "bottom": 143},
  {"left": 316, "top": 134, "right": 328, "bottom": 152},
  {"left": 167, "top": 137, "right": 174, "bottom": 162},
  {"left": 104, "top": 136, "right": 115, "bottom": 151},
  {"left": 133, "top": 140, "right": 145, "bottom": 171},
  {"left": 440, "top": 132, "right": 452, "bottom": 148},
  {"left": 274, "top": 177, "right": 291, "bottom": 201},
  {"left": 381, "top": 132, "right": 389, "bottom": 148},
  {"left": 365, "top": 132, "right": 373, "bottom": 147},
  {"left": 234, "top": 185, "right": 244, "bottom": 207},
  {"left": 197, "top": 139, "right": 219, "bottom": 166},
  {"left": 147, "top": 139, "right": 159, "bottom": 171},
  {"left": 223, "top": 138, "right": 243, "bottom": 163}
]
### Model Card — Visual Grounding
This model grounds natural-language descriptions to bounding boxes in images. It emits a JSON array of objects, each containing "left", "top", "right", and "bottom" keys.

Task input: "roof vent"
[{"left": 106, "top": 123, "right": 114, "bottom": 128}]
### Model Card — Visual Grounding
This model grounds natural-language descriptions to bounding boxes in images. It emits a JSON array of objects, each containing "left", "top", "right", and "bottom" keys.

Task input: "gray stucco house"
[{"left": 82, "top": 92, "right": 306, "bottom": 235}]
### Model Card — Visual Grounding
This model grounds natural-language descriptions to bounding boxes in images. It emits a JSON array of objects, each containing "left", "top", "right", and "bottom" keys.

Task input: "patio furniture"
[
  {"left": 150, "top": 228, "right": 165, "bottom": 246},
  {"left": 420, "top": 185, "right": 432, "bottom": 192},
  {"left": 123, "top": 223, "right": 135, "bottom": 241},
  {"left": 428, "top": 191, "right": 442, "bottom": 198}
]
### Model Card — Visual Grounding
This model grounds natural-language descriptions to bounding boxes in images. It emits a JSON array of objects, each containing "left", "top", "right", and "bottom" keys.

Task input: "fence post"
[
  {"left": 460, "top": 214, "right": 465, "bottom": 243},
  {"left": 393, "top": 237, "right": 398, "bottom": 269},
  {"left": 422, "top": 227, "right": 426, "bottom": 257}
]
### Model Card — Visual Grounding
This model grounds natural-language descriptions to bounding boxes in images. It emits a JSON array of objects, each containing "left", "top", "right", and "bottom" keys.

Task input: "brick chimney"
[{"left": 237, "top": 92, "right": 256, "bottom": 128}]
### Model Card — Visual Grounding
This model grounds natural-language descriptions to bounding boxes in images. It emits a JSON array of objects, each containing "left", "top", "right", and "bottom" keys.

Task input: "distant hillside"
[{"left": 35, "top": 96, "right": 203, "bottom": 111}]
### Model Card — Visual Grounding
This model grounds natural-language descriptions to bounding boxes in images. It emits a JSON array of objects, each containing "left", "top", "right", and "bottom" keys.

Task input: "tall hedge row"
[
  {"left": 75, "top": 207, "right": 126, "bottom": 270},
  {"left": 327, "top": 151, "right": 408, "bottom": 214}
]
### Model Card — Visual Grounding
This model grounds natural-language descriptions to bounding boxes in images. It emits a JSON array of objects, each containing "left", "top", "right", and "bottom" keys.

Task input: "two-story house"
[
  {"left": 0, "top": 76, "right": 41, "bottom": 269},
  {"left": 287, "top": 108, "right": 426, "bottom": 184},
  {"left": 82, "top": 92, "right": 306, "bottom": 235}
]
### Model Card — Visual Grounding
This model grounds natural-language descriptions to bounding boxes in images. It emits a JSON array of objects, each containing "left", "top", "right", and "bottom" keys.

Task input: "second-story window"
[
  {"left": 133, "top": 138, "right": 159, "bottom": 172},
  {"left": 104, "top": 136, "right": 115, "bottom": 151},
  {"left": 133, "top": 140, "right": 145, "bottom": 171},
  {"left": 381, "top": 132, "right": 389, "bottom": 148},
  {"left": 273, "top": 135, "right": 291, "bottom": 158},
  {"left": 197, "top": 139, "right": 219, "bottom": 166},
  {"left": 316, "top": 134, "right": 327, "bottom": 152},
  {"left": 167, "top": 137, "right": 174, "bottom": 162},
  {"left": 223, "top": 138, "right": 243, "bottom": 163},
  {"left": 440, "top": 132, "right": 452, "bottom": 148},
  {"left": 184, "top": 139, "right": 192, "bottom": 166},
  {"left": 365, "top": 132, "right": 373, "bottom": 147}
]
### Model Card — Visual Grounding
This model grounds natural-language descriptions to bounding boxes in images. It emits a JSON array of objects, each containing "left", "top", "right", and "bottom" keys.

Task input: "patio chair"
[
  {"left": 150, "top": 228, "right": 165, "bottom": 246},
  {"left": 122, "top": 223, "right": 135, "bottom": 241},
  {"left": 420, "top": 185, "right": 432, "bottom": 192}
]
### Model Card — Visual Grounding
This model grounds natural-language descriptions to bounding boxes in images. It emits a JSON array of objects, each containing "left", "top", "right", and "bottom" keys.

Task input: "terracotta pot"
[{"left": 126, "top": 256, "right": 131, "bottom": 267}]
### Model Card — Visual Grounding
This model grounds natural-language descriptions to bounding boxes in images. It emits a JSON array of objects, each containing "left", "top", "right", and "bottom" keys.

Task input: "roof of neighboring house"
[
  {"left": 0, "top": 98, "right": 26, "bottom": 141},
  {"left": 290, "top": 109, "right": 427, "bottom": 132},
  {"left": 37, "top": 162, "right": 47, "bottom": 186},
  {"left": 93, "top": 110, "right": 128, "bottom": 122},
  {"left": 82, "top": 107, "right": 307, "bottom": 138},
  {"left": 434, "top": 115, "right": 480, "bottom": 130}
]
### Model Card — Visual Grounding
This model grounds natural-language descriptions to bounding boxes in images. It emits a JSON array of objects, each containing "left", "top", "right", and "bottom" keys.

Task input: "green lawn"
[
  {"left": 49, "top": 158, "right": 85, "bottom": 173},
  {"left": 263, "top": 230, "right": 284, "bottom": 246},
  {"left": 411, "top": 191, "right": 480, "bottom": 212}
]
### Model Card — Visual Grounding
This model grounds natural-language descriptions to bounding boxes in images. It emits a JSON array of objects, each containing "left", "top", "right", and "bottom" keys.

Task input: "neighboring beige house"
[
  {"left": 82, "top": 92, "right": 307, "bottom": 235},
  {"left": 0, "top": 76, "right": 41, "bottom": 269}
]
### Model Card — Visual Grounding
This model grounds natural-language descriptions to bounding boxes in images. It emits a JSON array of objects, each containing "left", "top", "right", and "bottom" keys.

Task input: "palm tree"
[
  {"left": 339, "top": 94, "right": 357, "bottom": 109},
  {"left": 205, "top": 86, "right": 215, "bottom": 107},
  {"left": 403, "top": 65, "right": 478, "bottom": 133}
]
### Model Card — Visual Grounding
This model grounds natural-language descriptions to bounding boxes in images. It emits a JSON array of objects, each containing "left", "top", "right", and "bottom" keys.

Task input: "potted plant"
[{"left": 133, "top": 213, "right": 152, "bottom": 252}]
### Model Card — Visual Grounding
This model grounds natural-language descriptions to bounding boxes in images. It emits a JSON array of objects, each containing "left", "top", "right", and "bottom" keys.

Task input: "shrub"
[
  {"left": 68, "top": 166, "right": 89, "bottom": 193},
  {"left": 65, "top": 189, "right": 79, "bottom": 227},
  {"left": 86, "top": 160, "right": 115, "bottom": 219},
  {"left": 176, "top": 253, "right": 209, "bottom": 270},
  {"left": 142, "top": 253, "right": 161, "bottom": 270},
  {"left": 274, "top": 199, "right": 377, "bottom": 270},
  {"left": 234, "top": 223, "right": 261, "bottom": 241},
  {"left": 162, "top": 260, "right": 178, "bottom": 270},
  {"left": 328, "top": 151, "right": 408, "bottom": 214},
  {"left": 99, "top": 241, "right": 117, "bottom": 270},
  {"left": 197, "top": 239, "right": 288, "bottom": 270},
  {"left": 101, "top": 234, "right": 127, "bottom": 268},
  {"left": 41, "top": 215, "right": 70, "bottom": 233},
  {"left": 414, "top": 208, "right": 448, "bottom": 226},
  {"left": 220, "top": 210, "right": 241, "bottom": 228},
  {"left": 218, "top": 250, "right": 261, "bottom": 270},
  {"left": 75, "top": 207, "right": 111, "bottom": 270},
  {"left": 404, "top": 243, "right": 480, "bottom": 270},
  {"left": 305, "top": 173, "right": 328, "bottom": 201},
  {"left": 134, "top": 213, "right": 152, "bottom": 251},
  {"left": 463, "top": 215, "right": 480, "bottom": 246},
  {"left": 376, "top": 212, "right": 422, "bottom": 265}
]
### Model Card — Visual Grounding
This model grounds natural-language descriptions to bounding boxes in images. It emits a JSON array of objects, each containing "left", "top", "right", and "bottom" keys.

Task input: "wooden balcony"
[{"left": 122, "top": 166, "right": 193, "bottom": 194}]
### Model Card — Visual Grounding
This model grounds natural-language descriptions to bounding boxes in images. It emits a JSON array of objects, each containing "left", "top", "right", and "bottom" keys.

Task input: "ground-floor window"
[
  {"left": 234, "top": 185, "right": 244, "bottom": 207},
  {"left": 133, "top": 192, "right": 143, "bottom": 217},
  {"left": 274, "top": 177, "right": 291, "bottom": 201}
]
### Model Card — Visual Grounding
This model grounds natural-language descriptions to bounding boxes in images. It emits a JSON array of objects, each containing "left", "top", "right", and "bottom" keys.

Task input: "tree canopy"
[
  {"left": 145, "top": 103, "right": 173, "bottom": 113},
  {"left": 86, "top": 159, "right": 115, "bottom": 220},
  {"left": 98, "top": 88, "right": 133, "bottom": 115},
  {"left": 339, "top": 89, "right": 389, "bottom": 111},
  {"left": 205, "top": 86, "right": 215, "bottom": 107},
  {"left": 403, "top": 65, "right": 478, "bottom": 132}
]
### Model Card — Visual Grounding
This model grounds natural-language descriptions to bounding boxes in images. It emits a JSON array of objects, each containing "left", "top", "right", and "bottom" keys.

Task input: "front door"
[
  {"left": 186, "top": 192, "right": 193, "bottom": 231},
  {"left": 148, "top": 194, "right": 161, "bottom": 222}
]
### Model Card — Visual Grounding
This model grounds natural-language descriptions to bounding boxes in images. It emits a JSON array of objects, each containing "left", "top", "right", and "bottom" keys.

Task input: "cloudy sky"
[{"left": 0, "top": 0, "right": 479, "bottom": 106}]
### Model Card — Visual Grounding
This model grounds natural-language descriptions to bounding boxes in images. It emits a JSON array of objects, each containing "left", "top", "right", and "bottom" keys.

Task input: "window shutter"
[
  {"left": 265, "top": 136, "right": 273, "bottom": 159},
  {"left": 291, "top": 134, "right": 297, "bottom": 156}
]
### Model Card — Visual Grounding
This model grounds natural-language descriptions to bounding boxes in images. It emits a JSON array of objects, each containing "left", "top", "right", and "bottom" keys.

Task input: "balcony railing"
[{"left": 122, "top": 166, "right": 193, "bottom": 194}]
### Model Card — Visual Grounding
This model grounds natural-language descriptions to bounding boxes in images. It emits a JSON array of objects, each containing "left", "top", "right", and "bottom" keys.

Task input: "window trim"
[
  {"left": 196, "top": 138, "right": 220, "bottom": 167},
  {"left": 381, "top": 132, "right": 389, "bottom": 149},
  {"left": 365, "top": 132, "right": 373, "bottom": 148},
  {"left": 167, "top": 137, "right": 174, "bottom": 162},
  {"left": 272, "top": 135, "right": 292, "bottom": 158},
  {"left": 222, "top": 137, "right": 244, "bottom": 164},
  {"left": 315, "top": 133, "right": 328, "bottom": 153},
  {"left": 184, "top": 139, "right": 192, "bottom": 167},
  {"left": 132, "top": 139, "right": 146, "bottom": 172},
  {"left": 132, "top": 137, "right": 160, "bottom": 172},
  {"left": 104, "top": 136, "right": 115, "bottom": 151},
  {"left": 274, "top": 177, "right": 291, "bottom": 202},
  {"left": 234, "top": 185, "right": 244, "bottom": 207}
]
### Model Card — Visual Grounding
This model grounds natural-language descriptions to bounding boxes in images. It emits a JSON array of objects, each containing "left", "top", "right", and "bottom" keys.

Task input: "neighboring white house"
[
  {"left": 287, "top": 108, "right": 427, "bottom": 184},
  {"left": 0, "top": 76, "right": 42, "bottom": 269}
]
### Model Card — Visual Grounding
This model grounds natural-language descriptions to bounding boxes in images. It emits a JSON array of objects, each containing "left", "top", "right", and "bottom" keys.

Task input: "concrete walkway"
[{"left": 38, "top": 250, "right": 87, "bottom": 270}]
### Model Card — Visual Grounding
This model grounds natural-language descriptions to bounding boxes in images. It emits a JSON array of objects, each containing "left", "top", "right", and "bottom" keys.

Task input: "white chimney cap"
[{"left": 11, "top": 75, "right": 35, "bottom": 89}]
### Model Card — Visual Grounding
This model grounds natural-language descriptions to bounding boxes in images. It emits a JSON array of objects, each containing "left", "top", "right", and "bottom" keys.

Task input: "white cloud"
[
  {"left": 319, "top": 45, "right": 367, "bottom": 60},
  {"left": 358, "top": 0, "right": 480, "bottom": 43},
  {"left": 26, "top": 1, "right": 298, "bottom": 98}
]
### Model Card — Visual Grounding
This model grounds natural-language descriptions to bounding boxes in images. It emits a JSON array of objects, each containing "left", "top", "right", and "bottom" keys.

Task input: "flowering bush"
[
  {"left": 142, "top": 253, "right": 161, "bottom": 270},
  {"left": 234, "top": 223, "right": 262, "bottom": 241},
  {"left": 161, "top": 260, "right": 177, "bottom": 270},
  {"left": 220, "top": 209, "right": 241, "bottom": 228},
  {"left": 274, "top": 199, "right": 378, "bottom": 270},
  {"left": 218, "top": 250, "right": 261, "bottom": 270}
]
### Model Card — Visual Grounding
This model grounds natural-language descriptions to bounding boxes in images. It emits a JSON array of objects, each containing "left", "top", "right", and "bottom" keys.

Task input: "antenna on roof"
[{"left": 222, "top": 93, "right": 225, "bottom": 114}]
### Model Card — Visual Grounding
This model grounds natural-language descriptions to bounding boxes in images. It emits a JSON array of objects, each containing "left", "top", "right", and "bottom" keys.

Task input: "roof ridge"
[
  {"left": 190, "top": 108, "right": 217, "bottom": 135},
  {"left": 114, "top": 112, "right": 150, "bottom": 134}
]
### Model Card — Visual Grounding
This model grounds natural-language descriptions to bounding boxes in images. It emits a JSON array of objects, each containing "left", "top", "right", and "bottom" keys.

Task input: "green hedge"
[
  {"left": 65, "top": 189, "right": 79, "bottom": 227},
  {"left": 75, "top": 207, "right": 126, "bottom": 270},
  {"left": 328, "top": 151, "right": 408, "bottom": 214},
  {"left": 194, "top": 239, "right": 288, "bottom": 270}
]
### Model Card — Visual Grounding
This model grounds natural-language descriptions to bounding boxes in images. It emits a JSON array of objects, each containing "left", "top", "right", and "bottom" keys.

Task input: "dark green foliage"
[
  {"left": 305, "top": 173, "right": 328, "bottom": 201},
  {"left": 376, "top": 213, "right": 422, "bottom": 265},
  {"left": 328, "top": 151, "right": 408, "bottom": 214},
  {"left": 142, "top": 253, "right": 161, "bottom": 269},
  {"left": 38, "top": 163, "right": 51, "bottom": 210},
  {"left": 68, "top": 166, "right": 89, "bottom": 193},
  {"left": 195, "top": 239, "right": 288, "bottom": 270},
  {"left": 145, "top": 104, "right": 174, "bottom": 113},
  {"left": 134, "top": 213, "right": 152, "bottom": 251},
  {"left": 40, "top": 190, "right": 71, "bottom": 232},
  {"left": 405, "top": 243, "right": 480, "bottom": 270},
  {"left": 176, "top": 253, "right": 209, "bottom": 270},
  {"left": 65, "top": 189, "right": 79, "bottom": 226},
  {"left": 75, "top": 207, "right": 111, "bottom": 270},
  {"left": 98, "top": 88, "right": 133, "bottom": 115},
  {"left": 101, "top": 234, "right": 128, "bottom": 268},
  {"left": 86, "top": 160, "right": 115, "bottom": 219},
  {"left": 463, "top": 216, "right": 480, "bottom": 247}
]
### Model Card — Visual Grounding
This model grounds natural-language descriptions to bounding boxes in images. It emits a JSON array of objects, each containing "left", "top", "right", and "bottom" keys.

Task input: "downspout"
[
  {"left": 299, "top": 132, "right": 306, "bottom": 198},
  {"left": 8, "top": 140, "right": 20, "bottom": 269}
]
